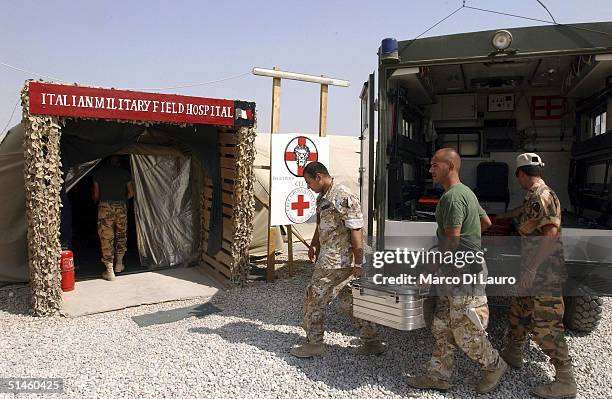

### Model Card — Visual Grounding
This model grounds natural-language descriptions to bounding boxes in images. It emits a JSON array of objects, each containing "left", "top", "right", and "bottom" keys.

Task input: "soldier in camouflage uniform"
[
  {"left": 92, "top": 156, "right": 134, "bottom": 281},
  {"left": 290, "top": 162, "right": 385, "bottom": 358},
  {"left": 408, "top": 149, "right": 507, "bottom": 394},
  {"left": 497, "top": 153, "right": 576, "bottom": 399}
]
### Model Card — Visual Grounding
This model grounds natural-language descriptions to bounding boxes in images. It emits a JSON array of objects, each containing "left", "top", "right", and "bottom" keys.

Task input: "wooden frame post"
[
  {"left": 254, "top": 67, "right": 349, "bottom": 283},
  {"left": 266, "top": 71, "right": 281, "bottom": 283},
  {"left": 319, "top": 84, "right": 328, "bottom": 137}
]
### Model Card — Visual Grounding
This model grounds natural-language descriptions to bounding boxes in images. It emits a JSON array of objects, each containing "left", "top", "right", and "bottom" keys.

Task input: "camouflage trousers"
[
  {"left": 508, "top": 295, "right": 571, "bottom": 368},
  {"left": 97, "top": 201, "right": 128, "bottom": 266},
  {"left": 427, "top": 295, "right": 502, "bottom": 381},
  {"left": 303, "top": 267, "right": 379, "bottom": 345}
]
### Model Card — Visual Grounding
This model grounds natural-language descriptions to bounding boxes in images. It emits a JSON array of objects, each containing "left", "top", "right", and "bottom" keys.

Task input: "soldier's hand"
[
  {"left": 417, "top": 277, "right": 431, "bottom": 289},
  {"left": 308, "top": 246, "right": 318, "bottom": 263},
  {"left": 519, "top": 268, "right": 537, "bottom": 289},
  {"left": 352, "top": 265, "right": 362, "bottom": 278}
]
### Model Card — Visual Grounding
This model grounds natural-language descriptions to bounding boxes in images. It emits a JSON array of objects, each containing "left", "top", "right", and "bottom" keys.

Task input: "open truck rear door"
[{"left": 359, "top": 73, "right": 376, "bottom": 238}]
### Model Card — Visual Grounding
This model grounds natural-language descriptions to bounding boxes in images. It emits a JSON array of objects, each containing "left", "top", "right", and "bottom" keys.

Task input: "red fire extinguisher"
[{"left": 60, "top": 249, "right": 75, "bottom": 292}]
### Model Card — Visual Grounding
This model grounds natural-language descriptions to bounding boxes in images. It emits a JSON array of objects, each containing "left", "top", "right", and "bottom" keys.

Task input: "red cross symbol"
[
  {"left": 285, "top": 136, "right": 318, "bottom": 176},
  {"left": 291, "top": 194, "right": 310, "bottom": 216}
]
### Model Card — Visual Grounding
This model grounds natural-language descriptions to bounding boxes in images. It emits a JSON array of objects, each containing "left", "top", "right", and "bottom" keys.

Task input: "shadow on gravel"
[
  {"left": 0, "top": 284, "right": 31, "bottom": 316},
  {"left": 189, "top": 320, "right": 410, "bottom": 394},
  {"left": 190, "top": 300, "right": 555, "bottom": 398}
]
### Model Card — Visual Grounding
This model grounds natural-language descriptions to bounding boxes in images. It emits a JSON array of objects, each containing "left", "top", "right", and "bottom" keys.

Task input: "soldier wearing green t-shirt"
[{"left": 407, "top": 148, "right": 507, "bottom": 394}]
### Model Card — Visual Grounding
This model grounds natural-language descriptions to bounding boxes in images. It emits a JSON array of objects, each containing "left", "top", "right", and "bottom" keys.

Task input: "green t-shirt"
[
  {"left": 435, "top": 182, "right": 486, "bottom": 252},
  {"left": 93, "top": 165, "right": 131, "bottom": 202}
]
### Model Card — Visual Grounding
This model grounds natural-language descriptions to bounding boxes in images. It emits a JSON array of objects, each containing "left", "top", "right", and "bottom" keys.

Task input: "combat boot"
[
  {"left": 531, "top": 365, "right": 577, "bottom": 399},
  {"left": 354, "top": 339, "right": 386, "bottom": 356},
  {"left": 114, "top": 260, "right": 125, "bottom": 273},
  {"left": 501, "top": 339, "right": 525, "bottom": 369},
  {"left": 406, "top": 374, "right": 450, "bottom": 391},
  {"left": 101, "top": 263, "right": 115, "bottom": 281},
  {"left": 476, "top": 358, "right": 508, "bottom": 394},
  {"left": 290, "top": 342, "right": 325, "bottom": 358}
]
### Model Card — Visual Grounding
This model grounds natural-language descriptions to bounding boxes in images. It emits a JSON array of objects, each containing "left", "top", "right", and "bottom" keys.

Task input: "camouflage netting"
[
  {"left": 20, "top": 79, "right": 257, "bottom": 314},
  {"left": 231, "top": 126, "right": 257, "bottom": 284},
  {"left": 21, "top": 81, "right": 64, "bottom": 316}
]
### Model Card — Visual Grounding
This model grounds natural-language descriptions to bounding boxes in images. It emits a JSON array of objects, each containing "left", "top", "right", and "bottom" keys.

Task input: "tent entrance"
[
  {"left": 17, "top": 80, "right": 257, "bottom": 316},
  {"left": 61, "top": 123, "right": 207, "bottom": 277},
  {"left": 66, "top": 154, "right": 143, "bottom": 278}
]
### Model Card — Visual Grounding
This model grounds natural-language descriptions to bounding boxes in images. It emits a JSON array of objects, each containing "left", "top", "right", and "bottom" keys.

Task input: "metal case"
[{"left": 352, "top": 281, "right": 429, "bottom": 331}]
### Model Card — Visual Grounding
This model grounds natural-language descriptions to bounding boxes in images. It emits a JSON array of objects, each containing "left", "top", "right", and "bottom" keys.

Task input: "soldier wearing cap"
[
  {"left": 290, "top": 161, "right": 385, "bottom": 358},
  {"left": 496, "top": 153, "right": 576, "bottom": 399}
]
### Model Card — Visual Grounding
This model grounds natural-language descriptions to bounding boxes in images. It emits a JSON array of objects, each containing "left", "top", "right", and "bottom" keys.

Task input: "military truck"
[{"left": 355, "top": 22, "right": 612, "bottom": 334}]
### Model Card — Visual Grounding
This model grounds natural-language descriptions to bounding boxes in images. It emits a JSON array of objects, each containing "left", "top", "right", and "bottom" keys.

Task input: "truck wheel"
[{"left": 563, "top": 288, "right": 603, "bottom": 333}]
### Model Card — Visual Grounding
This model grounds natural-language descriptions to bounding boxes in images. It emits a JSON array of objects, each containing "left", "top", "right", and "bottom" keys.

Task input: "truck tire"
[{"left": 563, "top": 288, "right": 603, "bottom": 333}]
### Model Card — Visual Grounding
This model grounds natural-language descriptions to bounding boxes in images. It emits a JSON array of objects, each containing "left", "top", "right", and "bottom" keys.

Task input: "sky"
[{"left": 1, "top": 0, "right": 611, "bottom": 138}]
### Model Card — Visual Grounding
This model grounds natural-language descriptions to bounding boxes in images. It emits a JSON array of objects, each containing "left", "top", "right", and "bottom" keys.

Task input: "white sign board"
[{"left": 270, "top": 134, "right": 329, "bottom": 226}]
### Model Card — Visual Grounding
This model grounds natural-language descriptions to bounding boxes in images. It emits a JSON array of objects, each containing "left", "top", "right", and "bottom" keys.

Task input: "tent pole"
[
  {"left": 266, "top": 68, "right": 281, "bottom": 283},
  {"left": 319, "top": 84, "right": 328, "bottom": 138}
]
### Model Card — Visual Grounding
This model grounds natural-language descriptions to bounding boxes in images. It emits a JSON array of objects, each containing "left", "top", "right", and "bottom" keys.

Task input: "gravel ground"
[{"left": 0, "top": 259, "right": 611, "bottom": 399}]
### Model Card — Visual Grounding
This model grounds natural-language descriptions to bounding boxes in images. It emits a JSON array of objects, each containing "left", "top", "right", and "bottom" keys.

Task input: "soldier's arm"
[
  {"left": 338, "top": 191, "right": 365, "bottom": 271},
  {"left": 310, "top": 226, "right": 320, "bottom": 249},
  {"left": 350, "top": 228, "right": 364, "bottom": 265},
  {"left": 497, "top": 206, "right": 522, "bottom": 219},
  {"left": 525, "top": 224, "right": 559, "bottom": 273},
  {"left": 478, "top": 205, "right": 492, "bottom": 232},
  {"left": 127, "top": 181, "right": 135, "bottom": 199},
  {"left": 441, "top": 227, "right": 461, "bottom": 252},
  {"left": 92, "top": 181, "right": 100, "bottom": 203},
  {"left": 308, "top": 216, "right": 320, "bottom": 263},
  {"left": 439, "top": 197, "right": 462, "bottom": 251},
  {"left": 480, "top": 215, "right": 492, "bottom": 232}
]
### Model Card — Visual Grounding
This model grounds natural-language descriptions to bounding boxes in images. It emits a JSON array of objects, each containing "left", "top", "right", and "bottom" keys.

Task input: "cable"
[
  {"left": 126, "top": 72, "right": 251, "bottom": 91},
  {"left": 1, "top": 97, "right": 20, "bottom": 137},
  {"left": 464, "top": 5, "right": 554, "bottom": 25},
  {"left": 1, "top": 60, "right": 251, "bottom": 91},
  {"left": 399, "top": 5, "right": 466, "bottom": 53},
  {"left": 0, "top": 61, "right": 70, "bottom": 83},
  {"left": 413, "top": 6, "right": 465, "bottom": 42},
  {"left": 535, "top": 0, "right": 557, "bottom": 24},
  {"left": 464, "top": 5, "right": 612, "bottom": 37}
]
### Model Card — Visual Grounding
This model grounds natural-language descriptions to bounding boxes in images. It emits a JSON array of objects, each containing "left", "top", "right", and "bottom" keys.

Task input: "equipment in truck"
[{"left": 355, "top": 22, "right": 612, "bottom": 335}]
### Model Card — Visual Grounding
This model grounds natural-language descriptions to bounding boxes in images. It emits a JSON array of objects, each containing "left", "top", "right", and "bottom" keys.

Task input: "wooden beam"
[
  {"left": 218, "top": 132, "right": 238, "bottom": 146},
  {"left": 319, "top": 83, "right": 328, "bottom": 137},
  {"left": 271, "top": 76, "right": 282, "bottom": 133},
  {"left": 267, "top": 69, "right": 282, "bottom": 283},
  {"left": 220, "top": 157, "right": 237, "bottom": 170},
  {"left": 287, "top": 225, "right": 293, "bottom": 275}
]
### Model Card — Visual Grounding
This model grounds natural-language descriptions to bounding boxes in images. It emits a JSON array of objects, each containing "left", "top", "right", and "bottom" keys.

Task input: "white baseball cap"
[{"left": 516, "top": 153, "right": 545, "bottom": 169}]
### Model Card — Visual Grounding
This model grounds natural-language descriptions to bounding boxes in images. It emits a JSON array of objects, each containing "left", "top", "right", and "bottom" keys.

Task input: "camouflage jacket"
[
  {"left": 515, "top": 179, "right": 566, "bottom": 286},
  {"left": 316, "top": 180, "right": 364, "bottom": 269},
  {"left": 517, "top": 179, "right": 562, "bottom": 236}
]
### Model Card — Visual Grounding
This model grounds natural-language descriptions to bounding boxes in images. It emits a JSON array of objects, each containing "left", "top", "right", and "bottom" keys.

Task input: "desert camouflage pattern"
[
  {"left": 510, "top": 178, "right": 572, "bottom": 369},
  {"left": 98, "top": 201, "right": 128, "bottom": 266},
  {"left": 303, "top": 267, "right": 378, "bottom": 344},
  {"left": 426, "top": 295, "right": 503, "bottom": 380},
  {"left": 508, "top": 295, "right": 571, "bottom": 368},
  {"left": 22, "top": 81, "right": 64, "bottom": 316},
  {"left": 517, "top": 179, "right": 562, "bottom": 236},
  {"left": 517, "top": 179, "right": 567, "bottom": 290},
  {"left": 229, "top": 126, "right": 257, "bottom": 284},
  {"left": 316, "top": 180, "right": 364, "bottom": 270}
]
